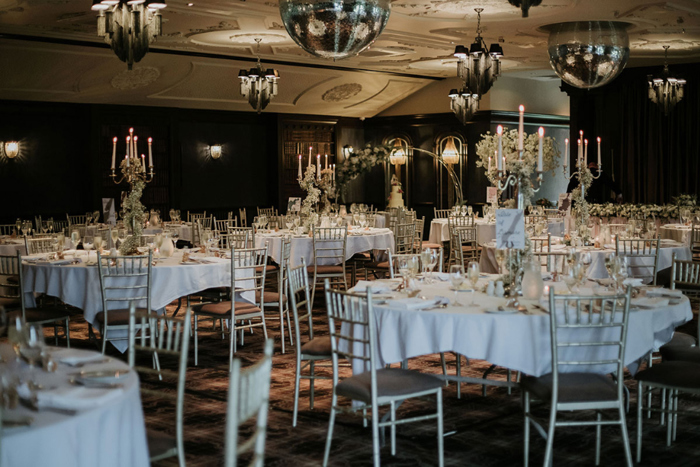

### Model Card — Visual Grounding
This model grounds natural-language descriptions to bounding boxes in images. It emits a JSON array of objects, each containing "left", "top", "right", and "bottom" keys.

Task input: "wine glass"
[
  {"left": 359, "top": 213, "right": 367, "bottom": 229},
  {"left": 22, "top": 324, "right": 45, "bottom": 389},
  {"left": 495, "top": 249, "right": 507, "bottom": 275},
  {"left": 94, "top": 235, "right": 103, "bottom": 253},
  {"left": 111, "top": 229, "right": 119, "bottom": 249},
  {"left": 408, "top": 256, "right": 420, "bottom": 279},
  {"left": 467, "top": 261, "right": 480, "bottom": 306},
  {"left": 427, "top": 249, "right": 438, "bottom": 278},
  {"left": 616, "top": 256, "right": 629, "bottom": 291},
  {"left": 352, "top": 213, "right": 360, "bottom": 226},
  {"left": 70, "top": 230, "right": 80, "bottom": 250},
  {"left": 285, "top": 215, "right": 294, "bottom": 231},
  {"left": 118, "top": 228, "right": 127, "bottom": 247},
  {"left": 8, "top": 316, "right": 24, "bottom": 360},
  {"left": 420, "top": 248, "right": 433, "bottom": 279},
  {"left": 563, "top": 264, "right": 581, "bottom": 293},
  {"left": 460, "top": 205, "right": 467, "bottom": 216},
  {"left": 467, "top": 206, "right": 473, "bottom": 217},
  {"left": 83, "top": 236, "right": 94, "bottom": 262},
  {"left": 397, "top": 257, "right": 410, "bottom": 283},
  {"left": 154, "top": 233, "right": 163, "bottom": 258},
  {"left": 449, "top": 265, "right": 465, "bottom": 306},
  {"left": 15, "top": 218, "right": 22, "bottom": 236},
  {"left": 579, "top": 251, "right": 592, "bottom": 278}
]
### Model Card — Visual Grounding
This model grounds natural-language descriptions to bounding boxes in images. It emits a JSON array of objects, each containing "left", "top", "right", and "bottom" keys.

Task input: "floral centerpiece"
[
  {"left": 589, "top": 199, "right": 697, "bottom": 220},
  {"left": 335, "top": 144, "right": 391, "bottom": 197},
  {"left": 298, "top": 164, "right": 337, "bottom": 230},
  {"left": 571, "top": 161, "right": 593, "bottom": 238},
  {"left": 475, "top": 128, "right": 560, "bottom": 209},
  {"left": 118, "top": 158, "right": 147, "bottom": 255}
]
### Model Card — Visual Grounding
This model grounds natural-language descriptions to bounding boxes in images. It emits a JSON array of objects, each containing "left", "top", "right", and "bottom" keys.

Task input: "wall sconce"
[
  {"left": 389, "top": 139, "right": 407, "bottom": 166},
  {"left": 4, "top": 141, "right": 19, "bottom": 159},
  {"left": 441, "top": 137, "right": 460, "bottom": 165},
  {"left": 210, "top": 145, "right": 222, "bottom": 159},
  {"left": 342, "top": 145, "right": 353, "bottom": 158}
]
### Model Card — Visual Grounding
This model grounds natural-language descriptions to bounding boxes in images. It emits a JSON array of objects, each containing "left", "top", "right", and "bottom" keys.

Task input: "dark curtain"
[{"left": 567, "top": 62, "right": 700, "bottom": 204}]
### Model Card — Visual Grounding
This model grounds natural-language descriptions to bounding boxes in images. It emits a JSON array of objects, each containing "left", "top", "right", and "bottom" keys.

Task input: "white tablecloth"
[
  {"left": 479, "top": 241, "right": 691, "bottom": 280},
  {"left": 659, "top": 224, "right": 691, "bottom": 245},
  {"left": 0, "top": 345, "right": 149, "bottom": 467},
  {"left": 344, "top": 280, "right": 692, "bottom": 378},
  {"left": 0, "top": 240, "right": 26, "bottom": 256},
  {"left": 255, "top": 228, "right": 395, "bottom": 268},
  {"left": 22, "top": 250, "right": 253, "bottom": 350},
  {"left": 429, "top": 219, "right": 565, "bottom": 245}
]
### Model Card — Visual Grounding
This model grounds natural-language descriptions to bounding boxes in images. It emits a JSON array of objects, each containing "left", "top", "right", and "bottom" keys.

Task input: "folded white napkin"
[
  {"left": 351, "top": 281, "right": 392, "bottom": 294},
  {"left": 646, "top": 288, "right": 683, "bottom": 298},
  {"left": 52, "top": 349, "right": 106, "bottom": 366},
  {"left": 386, "top": 297, "right": 448, "bottom": 310},
  {"left": 631, "top": 297, "right": 670, "bottom": 309},
  {"left": 432, "top": 272, "right": 451, "bottom": 281},
  {"left": 623, "top": 278, "right": 644, "bottom": 287},
  {"left": 17, "top": 382, "right": 123, "bottom": 411}
]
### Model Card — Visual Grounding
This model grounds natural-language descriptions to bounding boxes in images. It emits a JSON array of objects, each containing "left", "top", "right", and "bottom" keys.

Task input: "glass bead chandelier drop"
[
  {"left": 449, "top": 8, "right": 503, "bottom": 125},
  {"left": 648, "top": 46, "right": 686, "bottom": 116},
  {"left": 92, "top": 0, "right": 166, "bottom": 70},
  {"left": 238, "top": 39, "right": 280, "bottom": 113}
]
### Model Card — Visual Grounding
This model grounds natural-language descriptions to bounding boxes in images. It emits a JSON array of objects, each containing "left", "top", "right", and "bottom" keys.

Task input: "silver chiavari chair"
[
  {"left": 615, "top": 237, "right": 661, "bottom": 285},
  {"left": 387, "top": 251, "right": 422, "bottom": 279},
  {"left": 658, "top": 252, "right": 700, "bottom": 350},
  {"left": 522, "top": 287, "right": 633, "bottom": 467},
  {"left": 215, "top": 217, "right": 236, "bottom": 248},
  {"left": 128, "top": 303, "right": 190, "bottom": 467},
  {"left": 413, "top": 217, "right": 425, "bottom": 253},
  {"left": 24, "top": 237, "right": 55, "bottom": 255},
  {"left": 309, "top": 226, "right": 348, "bottom": 305},
  {"left": 227, "top": 227, "right": 255, "bottom": 249},
  {"left": 288, "top": 259, "right": 332, "bottom": 427},
  {"left": 96, "top": 251, "right": 153, "bottom": 354},
  {"left": 323, "top": 282, "right": 444, "bottom": 467},
  {"left": 0, "top": 224, "right": 17, "bottom": 236},
  {"left": 66, "top": 213, "right": 88, "bottom": 227},
  {"left": 449, "top": 226, "right": 478, "bottom": 268},
  {"left": 239, "top": 208, "right": 247, "bottom": 227},
  {"left": 433, "top": 208, "right": 452, "bottom": 219},
  {"left": 260, "top": 237, "right": 293, "bottom": 353},
  {"left": 224, "top": 339, "right": 274, "bottom": 467},
  {"left": 690, "top": 223, "right": 700, "bottom": 259},
  {"left": 533, "top": 251, "right": 569, "bottom": 275},
  {"left": 257, "top": 207, "right": 277, "bottom": 217},
  {"left": 191, "top": 246, "right": 269, "bottom": 370},
  {"left": 395, "top": 222, "right": 416, "bottom": 254}
]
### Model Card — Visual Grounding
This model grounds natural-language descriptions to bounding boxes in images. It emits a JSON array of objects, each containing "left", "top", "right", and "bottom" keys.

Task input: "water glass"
[
  {"left": 449, "top": 265, "right": 465, "bottom": 306},
  {"left": 467, "top": 261, "right": 480, "bottom": 306}
]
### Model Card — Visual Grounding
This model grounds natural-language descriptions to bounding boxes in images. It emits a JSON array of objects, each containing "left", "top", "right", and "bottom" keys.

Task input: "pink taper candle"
[
  {"left": 537, "top": 127, "right": 544, "bottom": 172},
  {"left": 298, "top": 154, "right": 302, "bottom": 179},
  {"left": 496, "top": 125, "right": 503, "bottom": 171},
  {"left": 597, "top": 137, "right": 601, "bottom": 167},
  {"left": 111, "top": 137, "right": 117, "bottom": 170},
  {"left": 518, "top": 105, "right": 525, "bottom": 152}
]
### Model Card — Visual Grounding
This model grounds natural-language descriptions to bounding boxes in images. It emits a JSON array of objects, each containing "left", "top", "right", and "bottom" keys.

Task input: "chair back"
[
  {"left": 257, "top": 207, "right": 277, "bottom": 217},
  {"left": 0, "top": 252, "right": 21, "bottom": 309},
  {"left": 533, "top": 251, "right": 568, "bottom": 274},
  {"left": 128, "top": 303, "right": 191, "bottom": 467},
  {"left": 448, "top": 215, "right": 474, "bottom": 229},
  {"left": 324, "top": 281, "right": 378, "bottom": 391},
  {"left": 311, "top": 227, "right": 347, "bottom": 268},
  {"left": 546, "top": 287, "right": 631, "bottom": 407},
  {"left": 615, "top": 237, "right": 661, "bottom": 285},
  {"left": 96, "top": 251, "right": 152, "bottom": 329},
  {"left": 25, "top": 237, "right": 55, "bottom": 255},
  {"left": 224, "top": 339, "right": 274, "bottom": 467},
  {"left": 531, "top": 234, "right": 552, "bottom": 253},
  {"left": 670, "top": 252, "right": 700, "bottom": 293},
  {"left": 395, "top": 222, "right": 416, "bottom": 254},
  {"left": 288, "top": 259, "right": 314, "bottom": 351},
  {"left": 52, "top": 220, "right": 68, "bottom": 235},
  {"left": 691, "top": 223, "right": 700, "bottom": 255},
  {"left": 0, "top": 224, "right": 16, "bottom": 236},
  {"left": 525, "top": 215, "right": 547, "bottom": 225},
  {"left": 450, "top": 226, "right": 478, "bottom": 267},
  {"left": 434, "top": 208, "right": 451, "bottom": 219},
  {"left": 414, "top": 216, "right": 425, "bottom": 250},
  {"left": 239, "top": 208, "right": 247, "bottom": 227},
  {"left": 229, "top": 247, "right": 268, "bottom": 310},
  {"left": 215, "top": 218, "right": 237, "bottom": 248},
  {"left": 67, "top": 214, "right": 88, "bottom": 226},
  {"left": 228, "top": 227, "right": 255, "bottom": 249}
]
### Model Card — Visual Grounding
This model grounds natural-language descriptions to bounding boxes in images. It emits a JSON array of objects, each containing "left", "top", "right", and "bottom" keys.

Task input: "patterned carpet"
[{"left": 48, "top": 294, "right": 700, "bottom": 467}]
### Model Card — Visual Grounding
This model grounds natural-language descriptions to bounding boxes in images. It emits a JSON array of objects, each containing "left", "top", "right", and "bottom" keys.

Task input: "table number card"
[
  {"left": 287, "top": 197, "right": 301, "bottom": 213},
  {"left": 102, "top": 198, "right": 116, "bottom": 226},
  {"left": 486, "top": 187, "right": 498, "bottom": 205},
  {"left": 496, "top": 209, "right": 525, "bottom": 249}
]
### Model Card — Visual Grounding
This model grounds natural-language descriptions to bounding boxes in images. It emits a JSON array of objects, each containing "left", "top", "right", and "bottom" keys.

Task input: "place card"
[
  {"left": 496, "top": 209, "right": 525, "bottom": 249},
  {"left": 558, "top": 193, "right": 571, "bottom": 214},
  {"left": 486, "top": 187, "right": 498, "bottom": 205}
]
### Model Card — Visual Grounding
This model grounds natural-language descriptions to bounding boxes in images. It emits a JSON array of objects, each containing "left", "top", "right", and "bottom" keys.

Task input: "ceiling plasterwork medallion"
[
  {"left": 111, "top": 67, "right": 160, "bottom": 90},
  {"left": 322, "top": 83, "right": 363, "bottom": 102},
  {"left": 228, "top": 33, "right": 288, "bottom": 44}
]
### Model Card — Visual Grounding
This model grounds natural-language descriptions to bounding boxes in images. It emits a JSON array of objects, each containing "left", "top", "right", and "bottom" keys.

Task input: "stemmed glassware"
[
  {"left": 420, "top": 249, "right": 433, "bottom": 281},
  {"left": 285, "top": 215, "right": 294, "bottom": 231},
  {"left": 111, "top": 229, "right": 119, "bottom": 249},
  {"left": 495, "top": 249, "right": 507, "bottom": 275},
  {"left": 21, "top": 221, "right": 31, "bottom": 237},
  {"left": 15, "top": 219, "right": 22, "bottom": 236},
  {"left": 8, "top": 316, "right": 24, "bottom": 360},
  {"left": 397, "top": 257, "right": 410, "bottom": 289},
  {"left": 83, "top": 236, "right": 94, "bottom": 262},
  {"left": 94, "top": 235, "right": 103, "bottom": 254},
  {"left": 467, "top": 261, "right": 480, "bottom": 306},
  {"left": 154, "top": 233, "right": 163, "bottom": 258},
  {"left": 449, "top": 265, "right": 465, "bottom": 306},
  {"left": 359, "top": 213, "right": 367, "bottom": 229},
  {"left": 71, "top": 230, "right": 81, "bottom": 251}
]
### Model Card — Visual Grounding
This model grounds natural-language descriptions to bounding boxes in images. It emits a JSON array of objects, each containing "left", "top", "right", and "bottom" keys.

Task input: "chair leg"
[
  {"left": 666, "top": 390, "right": 673, "bottom": 446},
  {"left": 229, "top": 320, "right": 236, "bottom": 372},
  {"left": 371, "top": 404, "right": 381, "bottom": 467},
  {"left": 673, "top": 389, "right": 679, "bottom": 442},
  {"left": 310, "top": 361, "right": 315, "bottom": 409},
  {"left": 619, "top": 404, "right": 633, "bottom": 467},
  {"left": 436, "top": 390, "right": 444, "bottom": 467},
  {"left": 456, "top": 354, "right": 462, "bottom": 399},
  {"left": 647, "top": 351, "right": 653, "bottom": 419},
  {"left": 279, "top": 305, "right": 286, "bottom": 354},
  {"left": 286, "top": 306, "right": 294, "bottom": 347},
  {"left": 543, "top": 405, "right": 557, "bottom": 467},
  {"left": 595, "top": 412, "right": 601, "bottom": 465},
  {"left": 293, "top": 359, "right": 302, "bottom": 427},
  {"left": 101, "top": 324, "right": 107, "bottom": 355},
  {"left": 194, "top": 314, "right": 199, "bottom": 366},
  {"left": 322, "top": 396, "right": 337, "bottom": 467},
  {"left": 660, "top": 388, "right": 666, "bottom": 424},
  {"left": 636, "top": 382, "right": 643, "bottom": 463},
  {"left": 64, "top": 318, "right": 70, "bottom": 348},
  {"left": 54, "top": 324, "right": 59, "bottom": 345},
  {"left": 390, "top": 401, "right": 396, "bottom": 456},
  {"left": 439, "top": 353, "right": 448, "bottom": 386},
  {"left": 523, "top": 391, "right": 530, "bottom": 467}
]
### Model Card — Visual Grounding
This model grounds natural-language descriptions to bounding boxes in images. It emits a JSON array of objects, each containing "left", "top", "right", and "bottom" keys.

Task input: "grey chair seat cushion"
[
  {"left": 307, "top": 265, "right": 345, "bottom": 275},
  {"left": 660, "top": 346, "right": 700, "bottom": 364},
  {"left": 660, "top": 332, "right": 696, "bottom": 350},
  {"left": 194, "top": 301, "right": 261, "bottom": 316},
  {"left": 256, "top": 290, "right": 287, "bottom": 304},
  {"left": 147, "top": 428, "right": 177, "bottom": 460},
  {"left": 301, "top": 336, "right": 332, "bottom": 356},
  {"left": 365, "top": 261, "right": 389, "bottom": 269},
  {"left": 94, "top": 308, "right": 151, "bottom": 326},
  {"left": 336, "top": 368, "right": 443, "bottom": 403},
  {"left": 0, "top": 297, "right": 21, "bottom": 309},
  {"left": 635, "top": 361, "right": 700, "bottom": 388},
  {"left": 422, "top": 242, "right": 443, "bottom": 250},
  {"left": 521, "top": 373, "right": 618, "bottom": 403}
]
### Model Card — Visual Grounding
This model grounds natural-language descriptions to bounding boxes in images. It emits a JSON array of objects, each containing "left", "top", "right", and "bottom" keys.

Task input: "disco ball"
[
  {"left": 547, "top": 21, "right": 630, "bottom": 89},
  {"left": 279, "top": 0, "right": 391, "bottom": 60}
]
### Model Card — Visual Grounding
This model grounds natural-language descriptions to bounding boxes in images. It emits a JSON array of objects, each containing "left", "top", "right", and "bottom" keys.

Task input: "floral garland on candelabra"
[
  {"left": 475, "top": 128, "right": 560, "bottom": 209},
  {"left": 571, "top": 162, "right": 593, "bottom": 236},
  {"left": 589, "top": 196, "right": 697, "bottom": 219},
  {"left": 298, "top": 165, "right": 337, "bottom": 230},
  {"left": 335, "top": 144, "right": 391, "bottom": 196}
]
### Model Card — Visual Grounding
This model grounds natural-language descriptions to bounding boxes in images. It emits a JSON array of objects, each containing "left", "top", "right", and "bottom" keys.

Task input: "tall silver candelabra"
[{"left": 495, "top": 150, "right": 544, "bottom": 210}]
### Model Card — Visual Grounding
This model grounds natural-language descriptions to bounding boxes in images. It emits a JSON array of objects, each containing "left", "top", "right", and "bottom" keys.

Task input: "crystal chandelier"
[
  {"left": 507, "top": 0, "right": 542, "bottom": 18},
  {"left": 450, "top": 8, "right": 503, "bottom": 125},
  {"left": 441, "top": 137, "right": 460, "bottom": 165},
  {"left": 389, "top": 139, "right": 407, "bottom": 166},
  {"left": 648, "top": 46, "right": 686, "bottom": 116},
  {"left": 92, "top": 0, "right": 166, "bottom": 70},
  {"left": 238, "top": 39, "right": 280, "bottom": 113}
]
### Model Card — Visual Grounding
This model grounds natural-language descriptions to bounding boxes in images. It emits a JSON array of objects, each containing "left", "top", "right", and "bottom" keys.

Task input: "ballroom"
[{"left": 1, "top": 0, "right": 700, "bottom": 466}]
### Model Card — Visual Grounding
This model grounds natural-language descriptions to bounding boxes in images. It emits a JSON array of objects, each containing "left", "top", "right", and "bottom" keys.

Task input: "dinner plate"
[
  {"left": 449, "top": 287, "right": 474, "bottom": 292},
  {"left": 353, "top": 292, "right": 394, "bottom": 300},
  {"left": 484, "top": 308, "right": 518, "bottom": 314},
  {"left": 77, "top": 369, "right": 130, "bottom": 384}
]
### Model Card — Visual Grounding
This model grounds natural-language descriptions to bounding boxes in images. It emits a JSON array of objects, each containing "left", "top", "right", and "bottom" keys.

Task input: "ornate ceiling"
[{"left": 0, "top": 0, "right": 698, "bottom": 116}]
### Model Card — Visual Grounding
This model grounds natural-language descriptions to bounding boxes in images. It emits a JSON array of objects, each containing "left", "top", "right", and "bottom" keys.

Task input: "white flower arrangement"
[
  {"left": 475, "top": 129, "right": 560, "bottom": 208},
  {"left": 589, "top": 199, "right": 697, "bottom": 219}
]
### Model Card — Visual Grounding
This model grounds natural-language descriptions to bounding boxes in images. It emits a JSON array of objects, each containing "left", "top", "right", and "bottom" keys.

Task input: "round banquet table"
[
  {"left": 479, "top": 240, "right": 692, "bottom": 280},
  {"left": 0, "top": 344, "right": 149, "bottom": 467},
  {"left": 344, "top": 278, "right": 692, "bottom": 378},
  {"left": 0, "top": 239, "right": 26, "bottom": 256},
  {"left": 255, "top": 227, "right": 395, "bottom": 268},
  {"left": 429, "top": 218, "right": 565, "bottom": 246},
  {"left": 21, "top": 249, "right": 253, "bottom": 351}
]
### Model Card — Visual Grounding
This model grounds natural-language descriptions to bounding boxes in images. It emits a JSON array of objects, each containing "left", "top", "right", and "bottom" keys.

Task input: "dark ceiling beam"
[{"left": 0, "top": 32, "right": 443, "bottom": 81}]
